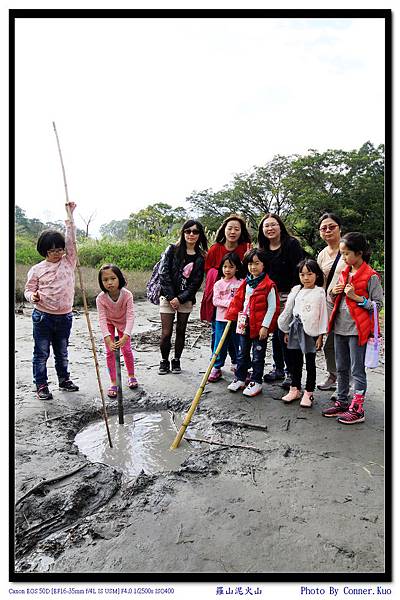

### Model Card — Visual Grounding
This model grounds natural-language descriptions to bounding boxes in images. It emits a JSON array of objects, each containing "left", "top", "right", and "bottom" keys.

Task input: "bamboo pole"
[
  {"left": 52, "top": 121, "right": 113, "bottom": 448},
  {"left": 170, "top": 320, "right": 232, "bottom": 449}
]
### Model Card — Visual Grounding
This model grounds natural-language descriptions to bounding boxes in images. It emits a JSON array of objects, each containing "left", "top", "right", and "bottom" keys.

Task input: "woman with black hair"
[
  {"left": 257, "top": 213, "right": 305, "bottom": 388},
  {"left": 158, "top": 219, "right": 208, "bottom": 374}
]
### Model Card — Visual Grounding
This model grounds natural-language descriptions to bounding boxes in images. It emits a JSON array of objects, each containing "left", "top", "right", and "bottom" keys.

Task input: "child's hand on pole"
[
  {"left": 315, "top": 335, "right": 323, "bottom": 351},
  {"left": 105, "top": 336, "right": 117, "bottom": 351},
  {"left": 259, "top": 326, "right": 269, "bottom": 340},
  {"left": 66, "top": 201, "right": 77, "bottom": 214},
  {"left": 115, "top": 334, "right": 129, "bottom": 348}
]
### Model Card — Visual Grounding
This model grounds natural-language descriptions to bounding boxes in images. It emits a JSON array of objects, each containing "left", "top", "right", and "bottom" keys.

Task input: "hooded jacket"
[{"left": 159, "top": 244, "right": 205, "bottom": 304}]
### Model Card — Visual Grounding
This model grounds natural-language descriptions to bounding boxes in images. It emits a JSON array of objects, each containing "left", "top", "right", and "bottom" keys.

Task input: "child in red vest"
[
  {"left": 323, "top": 232, "right": 383, "bottom": 424},
  {"left": 225, "top": 249, "right": 280, "bottom": 397}
]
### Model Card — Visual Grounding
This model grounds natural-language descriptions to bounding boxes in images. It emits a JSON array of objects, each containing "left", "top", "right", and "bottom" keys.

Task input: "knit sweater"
[
  {"left": 24, "top": 221, "right": 77, "bottom": 315},
  {"left": 96, "top": 287, "right": 135, "bottom": 339},
  {"left": 278, "top": 285, "right": 328, "bottom": 337},
  {"left": 212, "top": 277, "right": 242, "bottom": 321}
]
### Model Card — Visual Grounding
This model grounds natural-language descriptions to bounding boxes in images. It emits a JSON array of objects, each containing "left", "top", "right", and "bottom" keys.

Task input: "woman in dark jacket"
[
  {"left": 257, "top": 213, "right": 305, "bottom": 388},
  {"left": 158, "top": 219, "right": 208, "bottom": 374}
]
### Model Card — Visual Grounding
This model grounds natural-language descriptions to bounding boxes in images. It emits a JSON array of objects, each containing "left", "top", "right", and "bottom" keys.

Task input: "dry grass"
[{"left": 15, "top": 264, "right": 151, "bottom": 307}]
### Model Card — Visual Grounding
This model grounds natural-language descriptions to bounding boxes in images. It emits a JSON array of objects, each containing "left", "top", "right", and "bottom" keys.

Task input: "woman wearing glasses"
[
  {"left": 316, "top": 213, "right": 346, "bottom": 393},
  {"left": 257, "top": 213, "right": 305, "bottom": 388},
  {"left": 158, "top": 220, "right": 208, "bottom": 374}
]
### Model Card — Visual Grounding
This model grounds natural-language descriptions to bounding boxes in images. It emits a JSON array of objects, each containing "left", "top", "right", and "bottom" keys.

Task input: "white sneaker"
[
  {"left": 242, "top": 381, "right": 263, "bottom": 397},
  {"left": 227, "top": 379, "right": 246, "bottom": 392}
]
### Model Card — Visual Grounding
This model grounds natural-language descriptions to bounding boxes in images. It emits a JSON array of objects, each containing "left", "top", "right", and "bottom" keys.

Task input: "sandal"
[
  {"left": 128, "top": 376, "right": 138, "bottom": 389},
  {"left": 107, "top": 385, "right": 118, "bottom": 398}
]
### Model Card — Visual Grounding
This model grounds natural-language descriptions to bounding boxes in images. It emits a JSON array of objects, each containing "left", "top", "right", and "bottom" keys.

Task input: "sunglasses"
[
  {"left": 184, "top": 228, "right": 200, "bottom": 235},
  {"left": 47, "top": 248, "right": 65, "bottom": 254},
  {"left": 319, "top": 224, "right": 338, "bottom": 232}
]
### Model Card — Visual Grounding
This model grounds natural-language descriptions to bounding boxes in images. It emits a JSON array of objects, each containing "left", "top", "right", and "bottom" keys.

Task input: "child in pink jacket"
[
  {"left": 96, "top": 264, "right": 137, "bottom": 397},
  {"left": 208, "top": 253, "right": 243, "bottom": 382},
  {"left": 24, "top": 202, "right": 79, "bottom": 400}
]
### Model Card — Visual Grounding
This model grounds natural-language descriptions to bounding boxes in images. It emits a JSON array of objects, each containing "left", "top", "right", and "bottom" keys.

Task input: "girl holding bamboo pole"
[{"left": 24, "top": 202, "right": 80, "bottom": 400}]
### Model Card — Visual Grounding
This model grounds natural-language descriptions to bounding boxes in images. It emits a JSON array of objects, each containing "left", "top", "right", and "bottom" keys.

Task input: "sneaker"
[
  {"left": 300, "top": 390, "right": 314, "bottom": 408},
  {"left": 317, "top": 374, "right": 337, "bottom": 391},
  {"left": 208, "top": 367, "right": 222, "bottom": 382},
  {"left": 243, "top": 381, "right": 263, "bottom": 397},
  {"left": 263, "top": 368, "right": 285, "bottom": 383},
  {"left": 171, "top": 358, "right": 182, "bottom": 374},
  {"left": 227, "top": 379, "right": 246, "bottom": 392},
  {"left": 281, "top": 375, "right": 292, "bottom": 390},
  {"left": 337, "top": 394, "right": 365, "bottom": 424},
  {"left": 59, "top": 380, "right": 79, "bottom": 391},
  {"left": 128, "top": 376, "right": 138, "bottom": 389},
  {"left": 282, "top": 386, "right": 301, "bottom": 403},
  {"left": 322, "top": 400, "right": 349, "bottom": 418},
  {"left": 159, "top": 359, "right": 170, "bottom": 375},
  {"left": 36, "top": 384, "right": 53, "bottom": 400}
]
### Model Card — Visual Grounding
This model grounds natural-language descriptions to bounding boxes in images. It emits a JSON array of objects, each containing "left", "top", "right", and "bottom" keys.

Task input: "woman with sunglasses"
[
  {"left": 158, "top": 220, "right": 208, "bottom": 374},
  {"left": 316, "top": 213, "right": 346, "bottom": 393}
]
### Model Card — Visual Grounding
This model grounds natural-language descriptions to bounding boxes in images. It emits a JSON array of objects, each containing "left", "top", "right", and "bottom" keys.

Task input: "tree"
[
  {"left": 127, "top": 203, "right": 188, "bottom": 241},
  {"left": 99, "top": 219, "right": 130, "bottom": 240},
  {"left": 187, "top": 155, "right": 295, "bottom": 232}
]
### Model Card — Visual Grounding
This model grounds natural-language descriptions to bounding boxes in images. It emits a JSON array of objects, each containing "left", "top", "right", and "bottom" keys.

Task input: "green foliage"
[
  {"left": 76, "top": 238, "right": 167, "bottom": 270},
  {"left": 99, "top": 219, "right": 130, "bottom": 240},
  {"left": 127, "top": 202, "right": 188, "bottom": 241},
  {"left": 15, "top": 237, "right": 42, "bottom": 264}
]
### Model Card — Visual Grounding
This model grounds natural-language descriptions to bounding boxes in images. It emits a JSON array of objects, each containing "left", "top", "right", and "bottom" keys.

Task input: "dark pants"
[
  {"left": 271, "top": 328, "right": 290, "bottom": 374},
  {"left": 286, "top": 348, "right": 316, "bottom": 392},
  {"left": 236, "top": 331, "right": 268, "bottom": 384},
  {"left": 213, "top": 321, "right": 240, "bottom": 368},
  {"left": 32, "top": 309, "right": 73, "bottom": 387},
  {"left": 211, "top": 318, "right": 238, "bottom": 364}
]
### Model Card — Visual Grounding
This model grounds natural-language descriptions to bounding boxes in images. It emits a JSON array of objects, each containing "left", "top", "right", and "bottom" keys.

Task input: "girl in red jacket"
[
  {"left": 225, "top": 249, "right": 280, "bottom": 397},
  {"left": 323, "top": 233, "right": 383, "bottom": 424}
]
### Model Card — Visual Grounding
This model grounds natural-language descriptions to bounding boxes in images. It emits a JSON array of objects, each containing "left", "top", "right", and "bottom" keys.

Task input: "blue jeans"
[
  {"left": 213, "top": 321, "right": 240, "bottom": 369},
  {"left": 211, "top": 318, "right": 238, "bottom": 364},
  {"left": 334, "top": 333, "right": 367, "bottom": 402},
  {"left": 32, "top": 309, "right": 73, "bottom": 387},
  {"left": 236, "top": 331, "right": 268, "bottom": 384}
]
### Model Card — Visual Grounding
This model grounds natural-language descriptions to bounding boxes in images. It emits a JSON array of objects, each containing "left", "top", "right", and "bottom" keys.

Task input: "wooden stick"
[
  {"left": 16, "top": 464, "right": 87, "bottom": 506},
  {"left": 212, "top": 419, "right": 268, "bottom": 431},
  {"left": 52, "top": 121, "right": 113, "bottom": 448},
  {"left": 184, "top": 436, "right": 262, "bottom": 453},
  {"left": 191, "top": 333, "right": 201, "bottom": 349}
]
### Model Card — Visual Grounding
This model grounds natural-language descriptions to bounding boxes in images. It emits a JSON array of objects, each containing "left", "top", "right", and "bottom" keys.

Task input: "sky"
[{"left": 14, "top": 15, "right": 385, "bottom": 236}]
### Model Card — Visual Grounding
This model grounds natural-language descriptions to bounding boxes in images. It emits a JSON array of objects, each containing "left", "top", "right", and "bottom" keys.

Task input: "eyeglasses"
[
  {"left": 319, "top": 224, "right": 339, "bottom": 232},
  {"left": 184, "top": 228, "right": 200, "bottom": 235},
  {"left": 47, "top": 248, "right": 65, "bottom": 255},
  {"left": 264, "top": 223, "right": 279, "bottom": 229}
]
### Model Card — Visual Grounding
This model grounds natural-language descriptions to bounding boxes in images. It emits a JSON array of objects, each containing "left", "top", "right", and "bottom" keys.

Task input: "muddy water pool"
[{"left": 74, "top": 411, "right": 196, "bottom": 479}]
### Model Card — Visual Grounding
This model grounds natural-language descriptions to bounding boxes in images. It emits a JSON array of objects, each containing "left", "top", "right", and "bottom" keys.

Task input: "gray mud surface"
[{"left": 14, "top": 298, "right": 385, "bottom": 575}]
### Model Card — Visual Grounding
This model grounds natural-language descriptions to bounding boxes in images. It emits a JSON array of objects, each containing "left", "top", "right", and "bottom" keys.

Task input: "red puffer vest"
[
  {"left": 328, "top": 262, "right": 380, "bottom": 345},
  {"left": 225, "top": 275, "right": 280, "bottom": 339}
]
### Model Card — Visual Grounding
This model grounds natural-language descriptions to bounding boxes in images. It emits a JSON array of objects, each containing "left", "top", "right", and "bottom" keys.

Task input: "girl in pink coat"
[{"left": 96, "top": 264, "right": 137, "bottom": 397}]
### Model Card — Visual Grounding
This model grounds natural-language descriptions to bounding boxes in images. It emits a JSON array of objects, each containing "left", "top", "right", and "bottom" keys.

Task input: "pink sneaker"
[
  {"left": 337, "top": 393, "right": 365, "bottom": 424},
  {"left": 208, "top": 367, "right": 222, "bottom": 382},
  {"left": 282, "top": 386, "right": 301, "bottom": 403},
  {"left": 300, "top": 390, "right": 314, "bottom": 408}
]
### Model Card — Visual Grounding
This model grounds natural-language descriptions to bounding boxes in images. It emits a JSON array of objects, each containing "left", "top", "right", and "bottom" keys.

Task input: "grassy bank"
[{"left": 15, "top": 264, "right": 152, "bottom": 307}]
